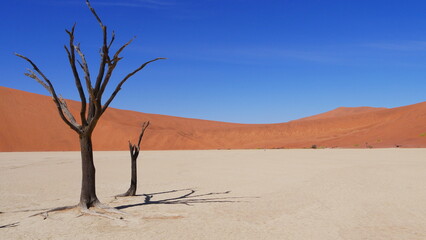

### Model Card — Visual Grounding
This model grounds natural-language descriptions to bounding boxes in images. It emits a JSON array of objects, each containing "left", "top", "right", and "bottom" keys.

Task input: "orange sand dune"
[
  {"left": 1, "top": 86, "right": 425, "bottom": 151},
  {"left": 296, "top": 106, "right": 387, "bottom": 121}
]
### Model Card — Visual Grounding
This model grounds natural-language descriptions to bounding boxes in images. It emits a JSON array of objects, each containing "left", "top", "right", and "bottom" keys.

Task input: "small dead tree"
[
  {"left": 15, "top": 1, "right": 164, "bottom": 213},
  {"left": 117, "top": 121, "right": 150, "bottom": 197}
]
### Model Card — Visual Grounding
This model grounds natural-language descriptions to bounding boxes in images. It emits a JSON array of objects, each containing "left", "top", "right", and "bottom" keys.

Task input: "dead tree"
[
  {"left": 15, "top": 0, "right": 164, "bottom": 212},
  {"left": 117, "top": 121, "right": 150, "bottom": 197}
]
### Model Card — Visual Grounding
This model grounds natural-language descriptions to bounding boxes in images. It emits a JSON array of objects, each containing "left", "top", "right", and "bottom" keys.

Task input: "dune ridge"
[{"left": 0, "top": 86, "right": 425, "bottom": 151}]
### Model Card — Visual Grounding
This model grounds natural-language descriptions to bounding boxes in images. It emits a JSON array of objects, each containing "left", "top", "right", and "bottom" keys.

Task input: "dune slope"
[{"left": 0, "top": 86, "right": 425, "bottom": 151}]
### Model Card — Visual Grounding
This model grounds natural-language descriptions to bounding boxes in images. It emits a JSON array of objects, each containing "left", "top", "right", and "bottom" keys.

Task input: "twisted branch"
[
  {"left": 101, "top": 58, "right": 166, "bottom": 115},
  {"left": 74, "top": 44, "right": 94, "bottom": 99},
  {"left": 137, "top": 121, "right": 150, "bottom": 148},
  {"left": 98, "top": 37, "right": 135, "bottom": 98},
  {"left": 15, "top": 53, "right": 81, "bottom": 133},
  {"left": 65, "top": 24, "right": 88, "bottom": 126},
  {"left": 16, "top": 0, "right": 164, "bottom": 134}
]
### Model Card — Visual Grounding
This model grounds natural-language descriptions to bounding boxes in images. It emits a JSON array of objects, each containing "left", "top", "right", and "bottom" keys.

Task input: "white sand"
[{"left": 1, "top": 149, "right": 426, "bottom": 239}]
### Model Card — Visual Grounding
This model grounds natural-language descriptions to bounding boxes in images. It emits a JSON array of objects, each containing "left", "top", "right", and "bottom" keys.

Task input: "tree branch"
[
  {"left": 108, "top": 31, "right": 116, "bottom": 49},
  {"left": 58, "top": 95, "right": 78, "bottom": 125},
  {"left": 85, "top": 0, "right": 109, "bottom": 125},
  {"left": 65, "top": 25, "right": 88, "bottom": 126},
  {"left": 97, "top": 37, "right": 135, "bottom": 98},
  {"left": 86, "top": 0, "right": 103, "bottom": 28},
  {"left": 25, "top": 69, "right": 51, "bottom": 94},
  {"left": 15, "top": 53, "right": 81, "bottom": 133},
  {"left": 113, "top": 37, "right": 135, "bottom": 60},
  {"left": 129, "top": 142, "right": 135, "bottom": 156},
  {"left": 101, "top": 58, "right": 166, "bottom": 115},
  {"left": 23, "top": 69, "right": 80, "bottom": 126},
  {"left": 137, "top": 121, "right": 150, "bottom": 148},
  {"left": 86, "top": 0, "right": 108, "bottom": 94},
  {"left": 93, "top": 25, "right": 108, "bottom": 95},
  {"left": 74, "top": 44, "right": 94, "bottom": 99}
]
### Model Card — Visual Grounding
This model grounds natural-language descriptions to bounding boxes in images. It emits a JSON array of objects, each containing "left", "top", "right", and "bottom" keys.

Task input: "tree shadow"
[
  {"left": 0, "top": 222, "right": 19, "bottom": 229},
  {"left": 116, "top": 188, "right": 256, "bottom": 210}
]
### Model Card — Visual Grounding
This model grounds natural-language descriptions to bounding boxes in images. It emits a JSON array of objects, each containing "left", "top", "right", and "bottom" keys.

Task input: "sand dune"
[
  {"left": 296, "top": 106, "right": 387, "bottom": 121},
  {"left": 1, "top": 86, "right": 425, "bottom": 151}
]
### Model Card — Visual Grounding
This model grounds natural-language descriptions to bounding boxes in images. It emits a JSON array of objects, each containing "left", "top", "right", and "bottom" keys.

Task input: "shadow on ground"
[
  {"left": 0, "top": 222, "right": 19, "bottom": 229},
  {"left": 115, "top": 188, "right": 257, "bottom": 210}
]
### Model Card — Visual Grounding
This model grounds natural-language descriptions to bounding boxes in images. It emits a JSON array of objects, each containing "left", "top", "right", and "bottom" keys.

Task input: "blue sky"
[{"left": 1, "top": 0, "right": 425, "bottom": 123}]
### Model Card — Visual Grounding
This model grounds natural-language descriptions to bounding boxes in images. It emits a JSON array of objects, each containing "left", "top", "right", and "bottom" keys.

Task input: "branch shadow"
[
  {"left": 116, "top": 188, "right": 257, "bottom": 210},
  {"left": 0, "top": 222, "right": 19, "bottom": 229}
]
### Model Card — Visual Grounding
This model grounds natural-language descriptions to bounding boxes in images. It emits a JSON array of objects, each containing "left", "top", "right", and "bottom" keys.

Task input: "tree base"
[
  {"left": 29, "top": 201, "right": 125, "bottom": 220},
  {"left": 115, "top": 186, "right": 137, "bottom": 198}
]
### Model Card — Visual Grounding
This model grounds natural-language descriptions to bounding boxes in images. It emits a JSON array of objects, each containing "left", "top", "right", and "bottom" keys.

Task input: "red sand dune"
[
  {"left": 296, "top": 106, "right": 387, "bottom": 121},
  {"left": 1, "top": 86, "right": 425, "bottom": 151}
]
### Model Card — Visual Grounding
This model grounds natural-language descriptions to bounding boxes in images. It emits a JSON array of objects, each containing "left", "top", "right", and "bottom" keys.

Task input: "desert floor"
[{"left": 1, "top": 149, "right": 425, "bottom": 239}]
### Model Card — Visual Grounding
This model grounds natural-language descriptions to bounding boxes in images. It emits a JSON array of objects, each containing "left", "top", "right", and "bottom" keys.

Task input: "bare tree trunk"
[
  {"left": 78, "top": 134, "right": 99, "bottom": 209},
  {"left": 117, "top": 121, "right": 149, "bottom": 197},
  {"left": 124, "top": 153, "right": 138, "bottom": 196}
]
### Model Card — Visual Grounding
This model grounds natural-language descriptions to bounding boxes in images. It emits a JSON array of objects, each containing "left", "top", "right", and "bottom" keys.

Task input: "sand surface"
[{"left": 1, "top": 149, "right": 425, "bottom": 239}]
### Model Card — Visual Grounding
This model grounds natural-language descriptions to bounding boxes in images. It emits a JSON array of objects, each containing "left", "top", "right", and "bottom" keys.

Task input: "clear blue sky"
[{"left": 1, "top": 0, "right": 425, "bottom": 123}]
